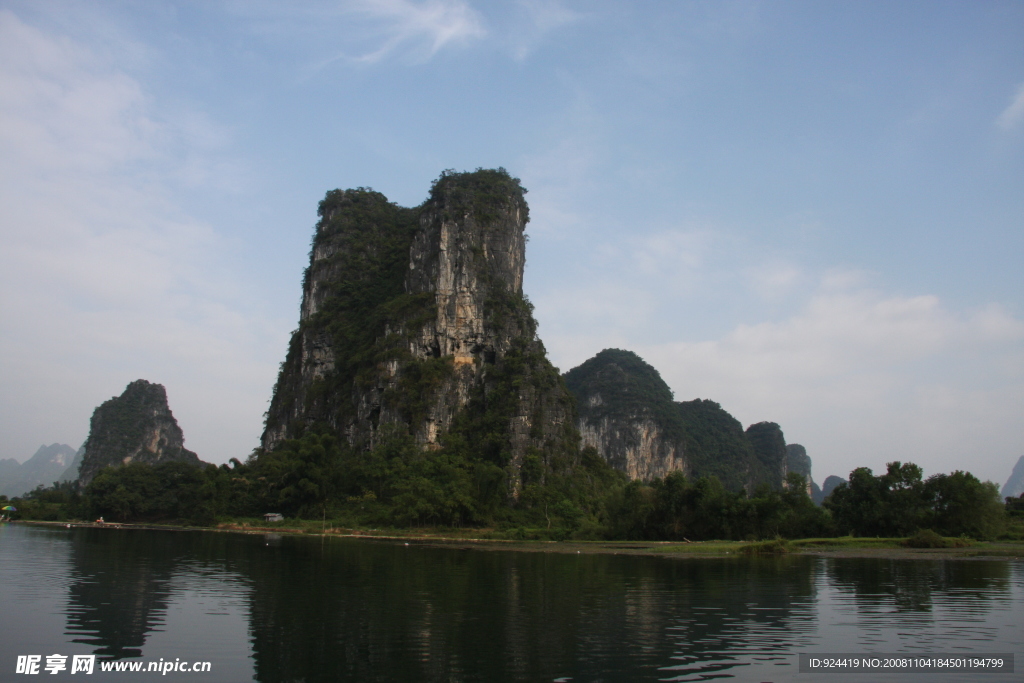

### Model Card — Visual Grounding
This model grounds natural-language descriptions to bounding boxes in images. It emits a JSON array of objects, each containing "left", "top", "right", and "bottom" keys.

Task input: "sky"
[{"left": 1, "top": 0, "right": 1021, "bottom": 487}]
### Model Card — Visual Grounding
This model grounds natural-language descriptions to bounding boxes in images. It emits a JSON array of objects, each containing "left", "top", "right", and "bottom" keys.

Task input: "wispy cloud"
[
  {"left": 339, "top": 0, "right": 486, "bottom": 64},
  {"left": 632, "top": 278, "right": 1024, "bottom": 484},
  {"left": 0, "top": 10, "right": 284, "bottom": 463},
  {"left": 509, "top": 0, "right": 580, "bottom": 60},
  {"left": 996, "top": 82, "right": 1024, "bottom": 131}
]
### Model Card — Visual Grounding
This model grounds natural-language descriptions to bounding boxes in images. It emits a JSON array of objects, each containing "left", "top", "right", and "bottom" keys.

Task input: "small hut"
[{"left": 263, "top": 513, "right": 284, "bottom": 523}]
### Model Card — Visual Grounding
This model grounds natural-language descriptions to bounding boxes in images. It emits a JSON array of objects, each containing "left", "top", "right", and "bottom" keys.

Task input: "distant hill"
[
  {"left": 563, "top": 348, "right": 789, "bottom": 490},
  {"left": 818, "top": 475, "right": 847, "bottom": 504},
  {"left": 1001, "top": 455, "right": 1024, "bottom": 500},
  {"left": 59, "top": 446, "right": 85, "bottom": 483},
  {"left": 0, "top": 443, "right": 79, "bottom": 497}
]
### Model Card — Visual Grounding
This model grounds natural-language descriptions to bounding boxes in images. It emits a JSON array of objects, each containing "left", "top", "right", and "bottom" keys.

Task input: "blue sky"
[{"left": 1, "top": 0, "right": 1021, "bottom": 486}]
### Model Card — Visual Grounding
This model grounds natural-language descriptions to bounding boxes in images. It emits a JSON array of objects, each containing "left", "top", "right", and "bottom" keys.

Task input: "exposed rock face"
[
  {"left": 1002, "top": 455, "right": 1024, "bottom": 500},
  {"left": 576, "top": 418, "right": 684, "bottom": 481},
  {"left": 261, "top": 169, "right": 577, "bottom": 496},
  {"left": 563, "top": 350, "right": 686, "bottom": 481},
  {"left": 786, "top": 443, "right": 814, "bottom": 496},
  {"left": 77, "top": 380, "right": 199, "bottom": 486},
  {"left": 564, "top": 349, "right": 793, "bottom": 490}
]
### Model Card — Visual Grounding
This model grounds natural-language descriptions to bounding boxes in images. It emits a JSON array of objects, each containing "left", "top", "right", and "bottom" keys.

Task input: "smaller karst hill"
[
  {"left": 563, "top": 349, "right": 793, "bottom": 490},
  {"left": 77, "top": 379, "right": 200, "bottom": 486}
]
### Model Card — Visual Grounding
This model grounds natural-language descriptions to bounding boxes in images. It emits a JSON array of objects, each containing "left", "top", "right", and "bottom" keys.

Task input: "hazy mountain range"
[{"left": 0, "top": 443, "right": 82, "bottom": 498}]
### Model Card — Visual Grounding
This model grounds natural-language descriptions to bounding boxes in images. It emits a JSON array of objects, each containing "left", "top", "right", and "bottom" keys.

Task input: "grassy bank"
[{"left": 16, "top": 519, "right": 1024, "bottom": 559}]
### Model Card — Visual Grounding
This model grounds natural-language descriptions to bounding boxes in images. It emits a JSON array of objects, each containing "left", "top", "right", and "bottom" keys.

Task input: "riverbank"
[{"left": 14, "top": 519, "right": 1024, "bottom": 560}]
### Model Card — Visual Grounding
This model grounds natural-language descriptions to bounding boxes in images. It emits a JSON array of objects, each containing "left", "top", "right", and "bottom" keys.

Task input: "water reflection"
[
  {"left": 828, "top": 559, "right": 1010, "bottom": 614},
  {"left": 238, "top": 544, "right": 821, "bottom": 682},
  {"left": 65, "top": 529, "right": 177, "bottom": 658},
  {"left": 820, "top": 559, "right": 1018, "bottom": 656},
  {"left": 1, "top": 525, "right": 1020, "bottom": 683}
]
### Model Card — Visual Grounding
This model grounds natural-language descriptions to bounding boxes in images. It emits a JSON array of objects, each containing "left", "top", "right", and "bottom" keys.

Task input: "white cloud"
[
  {"left": 0, "top": 10, "right": 158, "bottom": 173},
  {"left": 0, "top": 11, "right": 284, "bottom": 463},
  {"left": 746, "top": 263, "right": 801, "bottom": 301},
  {"left": 343, "top": 0, "right": 486, "bottom": 64},
  {"left": 996, "top": 82, "right": 1024, "bottom": 131},
  {"left": 628, "top": 280, "right": 1024, "bottom": 485},
  {"left": 510, "top": 0, "right": 580, "bottom": 60},
  {"left": 532, "top": 199, "right": 1023, "bottom": 486}
]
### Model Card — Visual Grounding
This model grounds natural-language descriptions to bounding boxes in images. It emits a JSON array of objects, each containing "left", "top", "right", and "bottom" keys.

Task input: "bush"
[
  {"left": 741, "top": 538, "right": 791, "bottom": 554},
  {"left": 901, "top": 529, "right": 971, "bottom": 548}
]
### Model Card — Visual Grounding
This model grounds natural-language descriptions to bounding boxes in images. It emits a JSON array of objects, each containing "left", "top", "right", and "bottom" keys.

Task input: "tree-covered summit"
[
  {"left": 563, "top": 349, "right": 675, "bottom": 413},
  {"left": 564, "top": 348, "right": 789, "bottom": 491}
]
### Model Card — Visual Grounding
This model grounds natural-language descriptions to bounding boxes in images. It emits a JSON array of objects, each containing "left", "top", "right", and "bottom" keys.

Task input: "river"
[{"left": 0, "top": 524, "right": 1020, "bottom": 682}]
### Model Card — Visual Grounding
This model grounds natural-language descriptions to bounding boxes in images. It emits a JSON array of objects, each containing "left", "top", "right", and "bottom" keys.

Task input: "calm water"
[{"left": 0, "top": 524, "right": 1020, "bottom": 682}]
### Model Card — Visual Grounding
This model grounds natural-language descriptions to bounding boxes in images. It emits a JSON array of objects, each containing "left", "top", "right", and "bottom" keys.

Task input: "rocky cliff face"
[
  {"left": 576, "top": 417, "right": 685, "bottom": 481},
  {"left": 785, "top": 444, "right": 811, "bottom": 479},
  {"left": 785, "top": 443, "right": 814, "bottom": 496},
  {"left": 564, "top": 349, "right": 793, "bottom": 490},
  {"left": 77, "top": 380, "right": 199, "bottom": 486},
  {"left": 261, "top": 169, "right": 577, "bottom": 496},
  {"left": 563, "top": 350, "right": 686, "bottom": 481}
]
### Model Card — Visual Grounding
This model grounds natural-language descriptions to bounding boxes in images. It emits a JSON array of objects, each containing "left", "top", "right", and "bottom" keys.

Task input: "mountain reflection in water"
[{"left": 0, "top": 524, "right": 1020, "bottom": 682}]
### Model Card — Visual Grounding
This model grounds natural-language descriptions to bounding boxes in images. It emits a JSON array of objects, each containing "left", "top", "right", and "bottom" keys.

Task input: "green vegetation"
[
  {"left": 825, "top": 462, "right": 1006, "bottom": 539},
  {"left": 87, "top": 381, "right": 159, "bottom": 454},
  {"left": 563, "top": 349, "right": 783, "bottom": 491},
  {"left": 901, "top": 529, "right": 971, "bottom": 549},
  {"left": 5, "top": 457, "right": 1013, "bottom": 552},
  {"left": 265, "top": 187, "right": 425, "bottom": 439},
  {"left": 675, "top": 399, "right": 756, "bottom": 490},
  {"left": 604, "top": 471, "right": 831, "bottom": 541},
  {"left": 429, "top": 167, "right": 529, "bottom": 226},
  {"left": 745, "top": 422, "right": 788, "bottom": 489},
  {"left": 10, "top": 172, "right": 1011, "bottom": 554}
]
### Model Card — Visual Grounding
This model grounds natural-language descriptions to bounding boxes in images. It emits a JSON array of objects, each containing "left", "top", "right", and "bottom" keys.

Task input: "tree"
[
  {"left": 925, "top": 471, "right": 1005, "bottom": 539},
  {"left": 825, "top": 462, "right": 927, "bottom": 536}
]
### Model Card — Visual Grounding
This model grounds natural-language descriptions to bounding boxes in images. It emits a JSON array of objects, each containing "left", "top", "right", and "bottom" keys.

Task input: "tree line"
[{"left": 4, "top": 433, "right": 1016, "bottom": 542}]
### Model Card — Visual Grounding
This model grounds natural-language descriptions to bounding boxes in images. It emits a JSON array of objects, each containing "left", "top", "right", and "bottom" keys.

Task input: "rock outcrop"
[
  {"left": 1001, "top": 455, "right": 1024, "bottom": 500},
  {"left": 77, "top": 380, "right": 199, "bottom": 486},
  {"left": 563, "top": 349, "right": 790, "bottom": 490},
  {"left": 746, "top": 422, "right": 789, "bottom": 489},
  {"left": 562, "top": 349, "right": 686, "bottom": 481},
  {"left": 261, "top": 169, "right": 578, "bottom": 496},
  {"left": 785, "top": 443, "right": 813, "bottom": 495}
]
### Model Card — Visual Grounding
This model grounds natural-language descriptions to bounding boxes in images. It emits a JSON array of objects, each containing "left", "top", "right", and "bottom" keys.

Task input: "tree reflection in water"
[{"left": 47, "top": 528, "right": 1021, "bottom": 682}]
